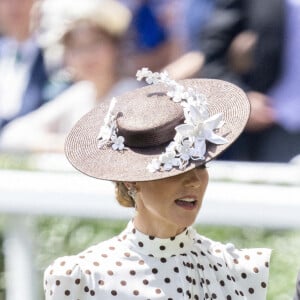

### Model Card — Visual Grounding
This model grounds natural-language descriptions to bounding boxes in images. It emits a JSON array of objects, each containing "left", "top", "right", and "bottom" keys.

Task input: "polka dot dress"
[{"left": 44, "top": 221, "right": 271, "bottom": 299}]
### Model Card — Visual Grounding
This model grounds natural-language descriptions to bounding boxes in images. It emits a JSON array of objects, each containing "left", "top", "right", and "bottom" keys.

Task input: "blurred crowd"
[{"left": 0, "top": 0, "right": 299, "bottom": 163}]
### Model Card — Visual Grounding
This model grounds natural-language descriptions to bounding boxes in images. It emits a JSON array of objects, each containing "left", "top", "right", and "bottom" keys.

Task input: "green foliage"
[{"left": 0, "top": 153, "right": 32, "bottom": 170}]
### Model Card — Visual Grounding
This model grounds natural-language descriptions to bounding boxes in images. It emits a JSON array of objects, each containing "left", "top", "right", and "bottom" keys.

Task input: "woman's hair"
[{"left": 115, "top": 182, "right": 135, "bottom": 208}]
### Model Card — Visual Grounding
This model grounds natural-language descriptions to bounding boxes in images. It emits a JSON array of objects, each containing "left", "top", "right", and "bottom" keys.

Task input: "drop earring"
[{"left": 127, "top": 186, "right": 137, "bottom": 199}]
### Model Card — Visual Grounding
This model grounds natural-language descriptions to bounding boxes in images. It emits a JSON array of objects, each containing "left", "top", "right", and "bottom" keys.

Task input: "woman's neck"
[{"left": 133, "top": 215, "right": 186, "bottom": 238}]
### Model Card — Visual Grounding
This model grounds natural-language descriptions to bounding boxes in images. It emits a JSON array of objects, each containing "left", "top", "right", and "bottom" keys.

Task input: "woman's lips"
[{"left": 175, "top": 197, "right": 198, "bottom": 210}]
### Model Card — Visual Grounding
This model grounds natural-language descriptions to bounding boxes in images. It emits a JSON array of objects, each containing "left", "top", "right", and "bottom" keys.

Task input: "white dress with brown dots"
[{"left": 44, "top": 221, "right": 271, "bottom": 300}]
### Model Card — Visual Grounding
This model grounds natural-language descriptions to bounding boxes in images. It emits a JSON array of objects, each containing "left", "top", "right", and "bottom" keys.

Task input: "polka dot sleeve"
[
  {"left": 44, "top": 256, "right": 84, "bottom": 300},
  {"left": 220, "top": 244, "right": 272, "bottom": 299}
]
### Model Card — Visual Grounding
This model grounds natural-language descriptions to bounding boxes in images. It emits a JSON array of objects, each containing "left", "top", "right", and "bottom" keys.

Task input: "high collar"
[{"left": 119, "top": 220, "right": 197, "bottom": 258}]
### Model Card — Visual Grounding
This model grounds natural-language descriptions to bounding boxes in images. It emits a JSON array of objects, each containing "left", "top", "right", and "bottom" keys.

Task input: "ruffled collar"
[{"left": 119, "top": 220, "right": 197, "bottom": 258}]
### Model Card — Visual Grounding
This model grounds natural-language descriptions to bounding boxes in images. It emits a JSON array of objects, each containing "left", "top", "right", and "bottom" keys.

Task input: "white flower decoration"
[
  {"left": 167, "top": 84, "right": 186, "bottom": 102},
  {"left": 159, "top": 151, "right": 178, "bottom": 171},
  {"left": 136, "top": 68, "right": 228, "bottom": 173},
  {"left": 112, "top": 136, "right": 125, "bottom": 151},
  {"left": 136, "top": 68, "right": 151, "bottom": 81},
  {"left": 177, "top": 139, "right": 193, "bottom": 161},
  {"left": 190, "top": 140, "right": 206, "bottom": 160},
  {"left": 98, "top": 125, "right": 113, "bottom": 145},
  {"left": 97, "top": 97, "right": 125, "bottom": 151},
  {"left": 147, "top": 158, "right": 164, "bottom": 173}
]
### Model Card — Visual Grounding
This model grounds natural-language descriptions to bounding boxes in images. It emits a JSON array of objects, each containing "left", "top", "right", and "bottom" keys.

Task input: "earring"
[{"left": 127, "top": 186, "right": 137, "bottom": 199}]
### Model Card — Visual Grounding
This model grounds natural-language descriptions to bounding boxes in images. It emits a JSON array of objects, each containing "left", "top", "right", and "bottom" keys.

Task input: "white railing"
[{"left": 1, "top": 154, "right": 300, "bottom": 300}]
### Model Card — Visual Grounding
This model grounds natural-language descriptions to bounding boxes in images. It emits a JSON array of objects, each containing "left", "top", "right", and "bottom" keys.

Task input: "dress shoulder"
[
  {"left": 197, "top": 233, "right": 272, "bottom": 299},
  {"left": 44, "top": 254, "right": 85, "bottom": 299},
  {"left": 44, "top": 237, "right": 119, "bottom": 299}
]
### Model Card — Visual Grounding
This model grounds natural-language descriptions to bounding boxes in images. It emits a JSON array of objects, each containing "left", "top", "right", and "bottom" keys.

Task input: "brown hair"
[{"left": 115, "top": 182, "right": 135, "bottom": 208}]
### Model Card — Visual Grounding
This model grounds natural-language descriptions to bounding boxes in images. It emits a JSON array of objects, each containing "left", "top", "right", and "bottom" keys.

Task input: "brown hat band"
[{"left": 117, "top": 113, "right": 185, "bottom": 148}]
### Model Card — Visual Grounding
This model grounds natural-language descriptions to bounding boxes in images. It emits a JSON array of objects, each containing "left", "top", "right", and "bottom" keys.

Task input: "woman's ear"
[
  {"left": 124, "top": 182, "right": 137, "bottom": 190},
  {"left": 124, "top": 182, "right": 139, "bottom": 202}
]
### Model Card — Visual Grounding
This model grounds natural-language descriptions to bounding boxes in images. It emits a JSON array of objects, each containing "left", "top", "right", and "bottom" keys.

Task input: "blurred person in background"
[
  {"left": 184, "top": 0, "right": 216, "bottom": 51},
  {"left": 199, "top": 0, "right": 300, "bottom": 162},
  {"left": 160, "top": 0, "right": 216, "bottom": 81},
  {"left": 120, "top": 0, "right": 186, "bottom": 75},
  {"left": 120, "top": 0, "right": 216, "bottom": 81},
  {"left": 0, "top": 0, "right": 140, "bottom": 153},
  {"left": 0, "top": 0, "right": 58, "bottom": 131}
]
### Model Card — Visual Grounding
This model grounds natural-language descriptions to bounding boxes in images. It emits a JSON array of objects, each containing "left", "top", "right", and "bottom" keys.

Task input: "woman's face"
[
  {"left": 0, "top": 0, "right": 34, "bottom": 40},
  {"left": 134, "top": 166, "right": 209, "bottom": 238},
  {"left": 64, "top": 23, "right": 118, "bottom": 82}
]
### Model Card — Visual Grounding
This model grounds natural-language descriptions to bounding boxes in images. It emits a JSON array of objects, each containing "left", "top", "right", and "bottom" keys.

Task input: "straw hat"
[
  {"left": 39, "top": 0, "right": 131, "bottom": 49},
  {"left": 65, "top": 69, "right": 250, "bottom": 182},
  {"left": 59, "top": 0, "right": 131, "bottom": 41}
]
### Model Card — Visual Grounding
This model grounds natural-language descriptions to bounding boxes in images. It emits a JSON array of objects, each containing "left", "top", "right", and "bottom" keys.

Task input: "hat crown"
[{"left": 117, "top": 85, "right": 184, "bottom": 148}]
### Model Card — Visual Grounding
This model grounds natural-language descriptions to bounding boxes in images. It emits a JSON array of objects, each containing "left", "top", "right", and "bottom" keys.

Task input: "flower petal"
[
  {"left": 136, "top": 68, "right": 150, "bottom": 81},
  {"left": 204, "top": 113, "right": 224, "bottom": 130},
  {"left": 175, "top": 124, "right": 194, "bottom": 136},
  {"left": 112, "top": 143, "right": 118, "bottom": 150},
  {"left": 206, "top": 131, "right": 228, "bottom": 144},
  {"left": 192, "top": 140, "right": 206, "bottom": 157},
  {"left": 163, "top": 163, "right": 173, "bottom": 171},
  {"left": 188, "top": 104, "right": 203, "bottom": 125}
]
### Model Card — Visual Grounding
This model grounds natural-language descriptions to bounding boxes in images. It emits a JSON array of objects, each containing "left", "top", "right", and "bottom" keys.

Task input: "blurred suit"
[
  {"left": 200, "top": 0, "right": 285, "bottom": 92},
  {"left": 0, "top": 39, "right": 49, "bottom": 130},
  {"left": 200, "top": 0, "right": 300, "bottom": 162}
]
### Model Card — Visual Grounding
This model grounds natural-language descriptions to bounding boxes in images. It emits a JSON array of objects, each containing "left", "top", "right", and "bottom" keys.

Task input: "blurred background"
[{"left": 0, "top": 0, "right": 300, "bottom": 299}]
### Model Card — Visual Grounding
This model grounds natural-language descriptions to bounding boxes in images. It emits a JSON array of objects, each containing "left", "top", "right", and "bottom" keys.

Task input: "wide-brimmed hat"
[
  {"left": 65, "top": 69, "right": 250, "bottom": 182},
  {"left": 41, "top": 0, "right": 131, "bottom": 47}
]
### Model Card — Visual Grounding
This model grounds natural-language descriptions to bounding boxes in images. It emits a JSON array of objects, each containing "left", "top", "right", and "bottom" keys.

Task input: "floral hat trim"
[
  {"left": 97, "top": 97, "right": 126, "bottom": 151},
  {"left": 97, "top": 68, "right": 228, "bottom": 173}
]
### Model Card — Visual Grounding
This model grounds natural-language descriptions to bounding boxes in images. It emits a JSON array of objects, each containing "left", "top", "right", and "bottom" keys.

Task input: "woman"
[
  {"left": 0, "top": 0, "right": 139, "bottom": 152},
  {"left": 44, "top": 68, "right": 271, "bottom": 299}
]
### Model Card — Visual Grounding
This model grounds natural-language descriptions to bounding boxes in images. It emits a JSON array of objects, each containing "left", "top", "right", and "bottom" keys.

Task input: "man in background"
[
  {"left": 200, "top": 0, "right": 300, "bottom": 162},
  {"left": 0, "top": 0, "right": 51, "bottom": 131}
]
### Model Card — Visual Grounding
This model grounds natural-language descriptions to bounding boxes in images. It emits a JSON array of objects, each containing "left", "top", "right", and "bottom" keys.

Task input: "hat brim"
[{"left": 65, "top": 79, "right": 250, "bottom": 182}]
